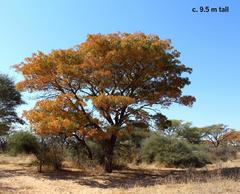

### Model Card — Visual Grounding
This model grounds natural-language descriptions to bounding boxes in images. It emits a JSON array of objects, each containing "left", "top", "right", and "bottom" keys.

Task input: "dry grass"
[
  {"left": 0, "top": 154, "right": 239, "bottom": 194},
  {"left": 116, "top": 178, "right": 240, "bottom": 194}
]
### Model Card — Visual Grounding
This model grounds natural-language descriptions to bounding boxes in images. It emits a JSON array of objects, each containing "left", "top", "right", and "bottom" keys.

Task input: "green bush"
[
  {"left": 66, "top": 140, "right": 104, "bottom": 167},
  {"left": 8, "top": 131, "right": 39, "bottom": 155},
  {"left": 88, "top": 141, "right": 104, "bottom": 163},
  {"left": 67, "top": 142, "right": 88, "bottom": 162},
  {"left": 113, "top": 128, "right": 151, "bottom": 166},
  {"left": 141, "top": 133, "right": 211, "bottom": 168}
]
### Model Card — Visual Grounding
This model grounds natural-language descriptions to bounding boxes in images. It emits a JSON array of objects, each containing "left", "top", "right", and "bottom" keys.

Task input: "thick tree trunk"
[{"left": 104, "top": 135, "right": 117, "bottom": 173}]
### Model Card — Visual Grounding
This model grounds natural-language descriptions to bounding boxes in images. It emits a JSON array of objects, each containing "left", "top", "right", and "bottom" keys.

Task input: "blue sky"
[{"left": 0, "top": 0, "right": 239, "bottom": 129}]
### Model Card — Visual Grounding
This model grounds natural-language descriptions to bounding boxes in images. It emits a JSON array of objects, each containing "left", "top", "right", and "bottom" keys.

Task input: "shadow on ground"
[
  {"left": 0, "top": 183, "right": 18, "bottom": 194},
  {"left": 40, "top": 167, "right": 240, "bottom": 189},
  {"left": 0, "top": 165, "right": 239, "bottom": 189}
]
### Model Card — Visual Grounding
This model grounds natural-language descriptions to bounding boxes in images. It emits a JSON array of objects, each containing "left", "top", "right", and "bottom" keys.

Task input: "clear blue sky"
[{"left": 0, "top": 0, "right": 239, "bottom": 129}]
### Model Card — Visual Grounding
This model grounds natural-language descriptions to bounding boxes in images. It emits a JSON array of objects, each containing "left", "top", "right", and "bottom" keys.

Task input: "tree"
[
  {"left": 8, "top": 131, "right": 39, "bottom": 155},
  {"left": 156, "top": 120, "right": 189, "bottom": 136},
  {"left": 156, "top": 119, "right": 204, "bottom": 144},
  {"left": 141, "top": 133, "right": 211, "bottom": 167},
  {"left": 0, "top": 74, "right": 24, "bottom": 151},
  {"left": 203, "top": 124, "right": 232, "bottom": 147},
  {"left": 178, "top": 127, "right": 205, "bottom": 144},
  {"left": 15, "top": 32, "right": 195, "bottom": 172},
  {"left": 221, "top": 131, "right": 240, "bottom": 148},
  {"left": 152, "top": 113, "right": 171, "bottom": 132}
]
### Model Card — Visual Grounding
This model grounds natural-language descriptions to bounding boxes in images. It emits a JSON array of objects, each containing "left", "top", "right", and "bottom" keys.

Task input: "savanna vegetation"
[{"left": 0, "top": 32, "right": 239, "bottom": 193}]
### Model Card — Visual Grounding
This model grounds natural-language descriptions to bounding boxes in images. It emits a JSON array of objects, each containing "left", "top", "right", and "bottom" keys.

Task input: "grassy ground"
[{"left": 0, "top": 154, "right": 239, "bottom": 194}]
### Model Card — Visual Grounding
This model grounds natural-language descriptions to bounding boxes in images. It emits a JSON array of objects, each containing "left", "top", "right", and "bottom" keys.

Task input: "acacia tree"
[
  {"left": 15, "top": 33, "right": 195, "bottom": 172},
  {"left": 203, "top": 124, "right": 232, "bottom": 147},
  {"left": 156, "top": 119, "right": 204, "bottom": 144},
  {"left": 222, "top": 131, "right": 240, "bottom": 148},
  {"left": 156, "top": 119, "right": 191, "bottom": 137},
  {"left": 0, "top": 74, "right": 24, "bottom": 151}
]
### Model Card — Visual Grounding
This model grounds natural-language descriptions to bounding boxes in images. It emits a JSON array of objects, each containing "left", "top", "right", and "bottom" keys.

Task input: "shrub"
[
  {"left": 36, "top": 136, "right": 64, "bottom": 171},
  {"left": 141, "top": 133, "right": 211, "bottom": 168},
  {"left": 8, "top": 131, "right": 39, "bottom": 155},
  {"left": 66, "top": 140, "right": 100, "bottom": 166},
  {"left": 209, "top": 145, "right": 237, "bottom": 162},
  {"left": 113, "top": 128, "right": 150, "bottom": 166},
  {"left": 88, "top": 141, "right": 104, "bottom": 163},
  {"left": 113, "top": 140, "right": 137, "bottom": 167}
]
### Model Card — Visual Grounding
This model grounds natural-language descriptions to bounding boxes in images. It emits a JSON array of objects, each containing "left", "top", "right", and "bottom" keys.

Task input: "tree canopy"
[
  {"left": 156, "top": 120, "right": 205, "bottom": 144},
  {"left": 15, "top": 32, "right": 195, "bottom": 172},
  {"left": 0, "top": 74, "right": 24, "bottom": 136},
  {"left": 203, "top": 124, "right": 233, "bottom": 147}
]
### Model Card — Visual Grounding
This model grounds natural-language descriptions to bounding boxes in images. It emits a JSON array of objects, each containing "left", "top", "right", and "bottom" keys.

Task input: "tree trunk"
[
  {"left": 104, "top": 135, "right": 116, "bottom": 173},
  {"left": 39, "top": 159, "right": 42, "bottom": 173},
  {"left": 38, "top": 137, "right": 44, "bottom": 173},
  {"left": 0, "top": 138, "right": 7, "bottom": 152}
]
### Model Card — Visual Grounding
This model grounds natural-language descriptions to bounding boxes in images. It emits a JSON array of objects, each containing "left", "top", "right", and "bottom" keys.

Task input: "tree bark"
[{"left": 104, "top": 135, "right": 117, "bottom": 173}]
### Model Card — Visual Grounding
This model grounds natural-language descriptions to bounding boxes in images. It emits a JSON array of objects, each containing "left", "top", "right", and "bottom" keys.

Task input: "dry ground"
[{"left": 0, "top": 154, "right": 239, "bottom": 194}]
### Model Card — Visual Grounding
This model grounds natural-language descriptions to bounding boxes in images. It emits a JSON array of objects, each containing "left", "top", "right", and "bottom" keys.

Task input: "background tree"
[
  {"left": 15, "top": 32, "right": 195, "bottom": 172},
  {"left": 176, "top": 124, "right": 205, "bottom": 144},
  {"left": 221, "top": 131, "right": 240, "bottom": 148},
  {"left": 157, "top": 119, "right": 204, "bottom": 144},
  {"left": 152, "top": 113, "right": 171, "bottom": 133},
  {"left": 0, "top": 74, "right": 24, "bottom": 151},
  {"left": 8, "top": 130, "right": 39, "bottom": 155},
  {"left": 203, "top": 124, "right": 232, "bottom": 147},
  {"left": 156, "top": 120, "right": 190, "bottom": 137},
  {"left": 141, "top": 132, "right": 211, "bottom": 167}
]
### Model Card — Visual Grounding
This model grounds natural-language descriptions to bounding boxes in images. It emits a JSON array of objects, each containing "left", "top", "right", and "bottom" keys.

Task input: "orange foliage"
[
  {"left": 222, "top": 131, "right": 240, "bottom": 146},
  {"left": 15, "top": 32, "right": 195, "bottom": 140}
]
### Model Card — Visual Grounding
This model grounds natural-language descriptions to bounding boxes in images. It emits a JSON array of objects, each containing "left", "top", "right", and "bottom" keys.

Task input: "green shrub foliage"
[
  {"left": 8, "top": 131, "right": 39, "bottom": 155},
  {"left": 141, "top": 133, "right": 211, "bottom": 167}
]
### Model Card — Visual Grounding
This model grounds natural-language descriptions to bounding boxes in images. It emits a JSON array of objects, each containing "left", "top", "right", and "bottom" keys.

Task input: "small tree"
[
  {"left": 36, "top": 135, "right": 65, "bottom": 171},
  {"left": 142, "top": 133, "right": 211, "bottom": 167},
  {"left": 15, "top": 32, "right": 195, "bottom": 172},
  {"left": 157, "top": 120, "right": 191, "bottom": 137},
  {"left": 8, "top": 131, "right": 39, "bottom": 155},
  {"left": 203, "top": 124, "right": 231, "bottom": 147},
  {"left": 0, "top": 74, "right": 24, "bottom": 133},
  {"left": 156, "top": 119, "right": 205, "bottom": 144},
  {"left": 178, "top": 127, "right": 205, "bottom": 144},
  {"left": 0, "top": 74, "right": 24, "bottom": 151}
]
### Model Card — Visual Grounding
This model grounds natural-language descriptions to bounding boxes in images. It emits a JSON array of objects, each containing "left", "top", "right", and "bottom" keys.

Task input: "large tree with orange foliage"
[{"left": 15, "top": 33, "right": 195, "bottom": 172}]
